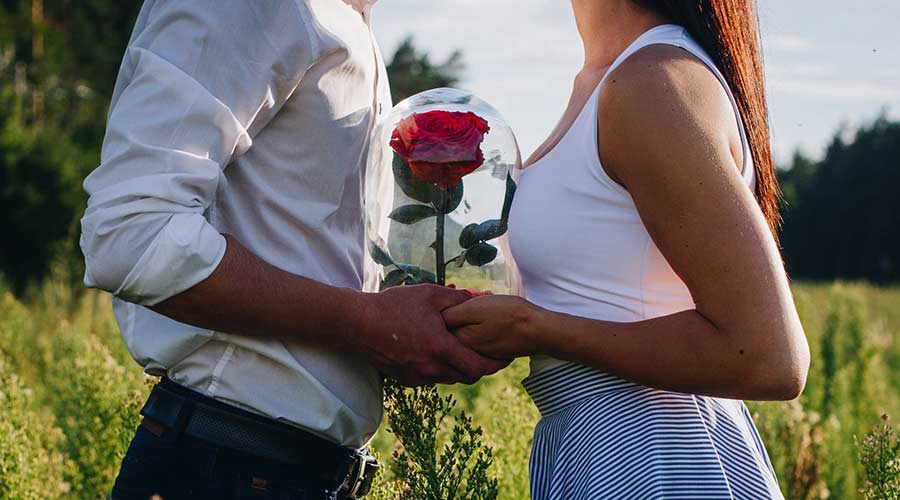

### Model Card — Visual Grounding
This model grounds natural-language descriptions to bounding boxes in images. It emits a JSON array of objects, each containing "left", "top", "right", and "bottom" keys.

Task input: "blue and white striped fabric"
[{"left": 523, "top": 363, "right": 784, "bottom": 500}]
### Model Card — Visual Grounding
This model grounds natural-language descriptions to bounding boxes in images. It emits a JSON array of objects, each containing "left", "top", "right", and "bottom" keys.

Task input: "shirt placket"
[
  {"left": 360, "top": 7, "right": 386, "bottom": 211},
  {"left": 362, "top": 8, "right": 385, "bottom": 120}
]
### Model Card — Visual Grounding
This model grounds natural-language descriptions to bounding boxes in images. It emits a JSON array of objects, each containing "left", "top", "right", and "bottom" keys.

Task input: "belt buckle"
[{"left": 341, "top": 452, "right": 379, "bottom": 498}]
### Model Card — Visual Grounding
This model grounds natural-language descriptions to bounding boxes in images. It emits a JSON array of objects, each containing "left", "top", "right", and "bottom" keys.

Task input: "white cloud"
[
  {"left": 766, "top": 62, "right": 839, "bottom": 79},
  {"left": 876, "top": 67, "right": 900, "bottom": 80},
  {"left": 771, "top": 78, "right": 900, "bottom": 102},
  {"left": 766, "top": 34, "right": 816, "bottom": 53}
]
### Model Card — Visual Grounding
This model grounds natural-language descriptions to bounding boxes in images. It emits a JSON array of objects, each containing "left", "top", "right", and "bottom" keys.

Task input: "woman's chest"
[{"left": 507, "top": 164, "right": 647, "bottom": 283}]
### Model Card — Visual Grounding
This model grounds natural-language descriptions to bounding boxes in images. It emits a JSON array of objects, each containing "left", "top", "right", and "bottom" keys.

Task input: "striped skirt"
[{"left": 523, "top": 363, "right": 784, "bottom": 500}]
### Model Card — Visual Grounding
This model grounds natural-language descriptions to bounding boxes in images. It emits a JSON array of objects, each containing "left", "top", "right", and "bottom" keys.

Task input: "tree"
[
  {"left": 386, "top": 37, "right": 464, "bottom": 103},
  {"left": 779, "top": 115, "right": 900, "bottom": 283},
  {"left": 0, "top": 119, "right": 92, "bottom": 292},
  {"left": 0, "top": 1, "right": 142, "bottom": 292}
]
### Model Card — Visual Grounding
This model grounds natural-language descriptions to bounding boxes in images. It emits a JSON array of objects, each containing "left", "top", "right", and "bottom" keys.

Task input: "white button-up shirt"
[{"left": 80, "top": 0, "right": 391, "bottom": 448}]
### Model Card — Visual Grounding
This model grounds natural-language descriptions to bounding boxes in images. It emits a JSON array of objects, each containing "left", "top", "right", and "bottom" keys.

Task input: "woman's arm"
[{"left": 444, "top": 47, "right": 810, "bottom": 401}]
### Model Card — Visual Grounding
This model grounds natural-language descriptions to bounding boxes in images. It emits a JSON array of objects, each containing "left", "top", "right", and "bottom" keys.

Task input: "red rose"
[{"left": 389, "top": 110, "right": 490, "bottom": 189}]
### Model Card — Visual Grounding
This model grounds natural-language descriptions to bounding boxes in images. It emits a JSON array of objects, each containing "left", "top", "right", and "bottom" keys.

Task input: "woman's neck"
[{"left": 571, "top": 0, "right": 668, "bottom": 70}]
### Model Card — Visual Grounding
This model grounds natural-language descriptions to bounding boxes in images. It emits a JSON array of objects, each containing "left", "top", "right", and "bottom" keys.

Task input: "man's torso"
[{"left": 113, "top": 0, "right": 392, "bottom": 448}]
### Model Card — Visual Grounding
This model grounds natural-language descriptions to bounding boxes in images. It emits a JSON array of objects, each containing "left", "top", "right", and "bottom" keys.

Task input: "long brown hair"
[{"left": 633, "top": 0, "right": 781, "bottom": 239}]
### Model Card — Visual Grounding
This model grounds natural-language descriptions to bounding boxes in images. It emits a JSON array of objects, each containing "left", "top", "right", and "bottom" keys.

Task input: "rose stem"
[{"left": 435, "top": 189, "right": 446, "bottom": 286}]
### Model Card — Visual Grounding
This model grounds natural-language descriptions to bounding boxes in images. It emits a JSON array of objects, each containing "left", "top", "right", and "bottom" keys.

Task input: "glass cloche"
[{"left": 364, "top": 88, "right": 521, "bottom": 294}]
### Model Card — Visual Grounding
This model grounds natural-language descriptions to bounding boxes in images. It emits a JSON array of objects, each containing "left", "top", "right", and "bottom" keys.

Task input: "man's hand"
[{"left": 353, "top": 284, "right": 511, "bottom": 387}]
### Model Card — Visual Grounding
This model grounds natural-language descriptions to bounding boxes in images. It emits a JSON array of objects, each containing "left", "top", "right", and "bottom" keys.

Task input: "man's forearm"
[
  {"left": 148, "top": 235, "right": 507, "bottom": 386},
  {"left": 149, "top": 234, "right": 365, "bottom": 347}
]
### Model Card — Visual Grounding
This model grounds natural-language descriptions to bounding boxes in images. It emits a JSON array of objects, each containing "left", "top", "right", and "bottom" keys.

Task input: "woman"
[{"left": 443, "top": 1, "right": 810, "bottom": 498}]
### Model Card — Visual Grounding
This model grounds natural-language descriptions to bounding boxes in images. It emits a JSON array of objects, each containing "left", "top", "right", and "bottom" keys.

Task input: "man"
[{"left": 80, "top": 1, "right": 506, "bottom": 499}]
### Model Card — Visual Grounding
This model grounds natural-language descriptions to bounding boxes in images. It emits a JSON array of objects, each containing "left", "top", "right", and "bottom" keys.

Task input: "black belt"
[{"left": 140, "top": 378, "right": 378, "bottom": 498}]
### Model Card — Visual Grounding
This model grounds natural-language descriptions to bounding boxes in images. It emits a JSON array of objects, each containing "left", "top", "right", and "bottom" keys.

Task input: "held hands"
[
  {"left": 443, "top": 295, "right": 546, "bottom": 360},
  {"left": 355, "top": 284, "right": 510, "bottom": 387}
]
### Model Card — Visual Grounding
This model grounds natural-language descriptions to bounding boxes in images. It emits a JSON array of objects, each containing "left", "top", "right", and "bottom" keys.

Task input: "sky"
[{"left": 373, "top": 0, "right": 900, "bottom": 165}]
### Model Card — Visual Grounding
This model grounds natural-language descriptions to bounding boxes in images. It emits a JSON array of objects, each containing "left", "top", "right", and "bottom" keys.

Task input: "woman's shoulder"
[
  {"left": 596, "top": 43, "right": 741, "bottom": 186},
  {"left": 599, "top": 43, "right": 734, "bottom": 128}
]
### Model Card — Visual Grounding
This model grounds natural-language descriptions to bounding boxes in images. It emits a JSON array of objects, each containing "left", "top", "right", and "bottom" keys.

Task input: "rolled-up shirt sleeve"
[{"left": 80, "top": 0, "right": 316, "bottom": 305}]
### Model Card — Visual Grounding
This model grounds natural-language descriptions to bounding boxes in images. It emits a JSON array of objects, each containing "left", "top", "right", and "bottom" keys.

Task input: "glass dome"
[{"left": 364, "top": 88, "right": 521, "bottom": 294}]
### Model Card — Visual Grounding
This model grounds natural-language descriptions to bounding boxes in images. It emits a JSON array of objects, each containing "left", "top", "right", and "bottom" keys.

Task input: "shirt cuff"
[{"left": 114, "top": 213, "right": 227, "bottom": 306}]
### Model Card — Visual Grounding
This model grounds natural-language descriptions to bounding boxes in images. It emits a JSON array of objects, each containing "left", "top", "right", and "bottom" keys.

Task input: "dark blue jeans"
[{"left": 110, "top": 423, "right": 348, "bottom": 500}]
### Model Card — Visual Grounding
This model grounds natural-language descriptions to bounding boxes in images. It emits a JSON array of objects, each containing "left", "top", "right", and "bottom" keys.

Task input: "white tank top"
[{"left": 507, "top": 24, "right": 756, "bottom": 374}]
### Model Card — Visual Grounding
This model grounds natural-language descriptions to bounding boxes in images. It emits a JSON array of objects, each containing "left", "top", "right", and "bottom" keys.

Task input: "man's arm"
[{"left": 151, "top": 235, "right": 506, "bottom": 386}]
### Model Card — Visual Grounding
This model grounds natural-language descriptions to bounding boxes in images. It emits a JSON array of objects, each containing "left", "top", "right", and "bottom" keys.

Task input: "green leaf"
[
  {"left": 392, "top": 155, "right": 433, "bottom": 204},
  {"left": 476, "top": 219, "right": 507, "bottom": 241},
  {"left": 380, "top": 269, "right": 406, "bottom": 290},
  {"left": 368, "top": 238, "right": 394, "bottom": 266},
  {"left": 501, "top": 172, "right": 517, "bottom": 222},
  {"left": 433, "top": 181, "right": 464, "bottom": 214},
  {"left": 389, "top": 204, "right": 438, "bottom": 224},
  {"left": 459, "top": 220, "right": 507, "bottom": 249},
  {"left": 398, "top": 264, "right": 437, "bottom": 284},
  {"left": 465, "top": 243, "right": 498, "bottom": 267},
  {"left": 459, "top": 223, "right": 479, "bottom": 249},
  {"left": 446, "top": 253, "right": 466, "bottom": 268},
  {"left": 392, "top": 155, "right": 465, "bottom": 214}
]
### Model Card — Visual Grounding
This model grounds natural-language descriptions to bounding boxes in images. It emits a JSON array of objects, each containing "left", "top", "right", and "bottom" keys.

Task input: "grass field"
[{"left": 1, "top": 281, "right": 899, "bottom": 499}]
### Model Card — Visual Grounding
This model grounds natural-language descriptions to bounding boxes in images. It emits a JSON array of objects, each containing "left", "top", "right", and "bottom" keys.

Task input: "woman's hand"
[{"left": 442, "top": 295, "right": 547, "bottom": 360}]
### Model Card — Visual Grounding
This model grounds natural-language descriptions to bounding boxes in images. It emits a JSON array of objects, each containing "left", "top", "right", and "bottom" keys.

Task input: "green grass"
[{"left": 1, "top": 282, "right": 898, "bottom": 499}]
